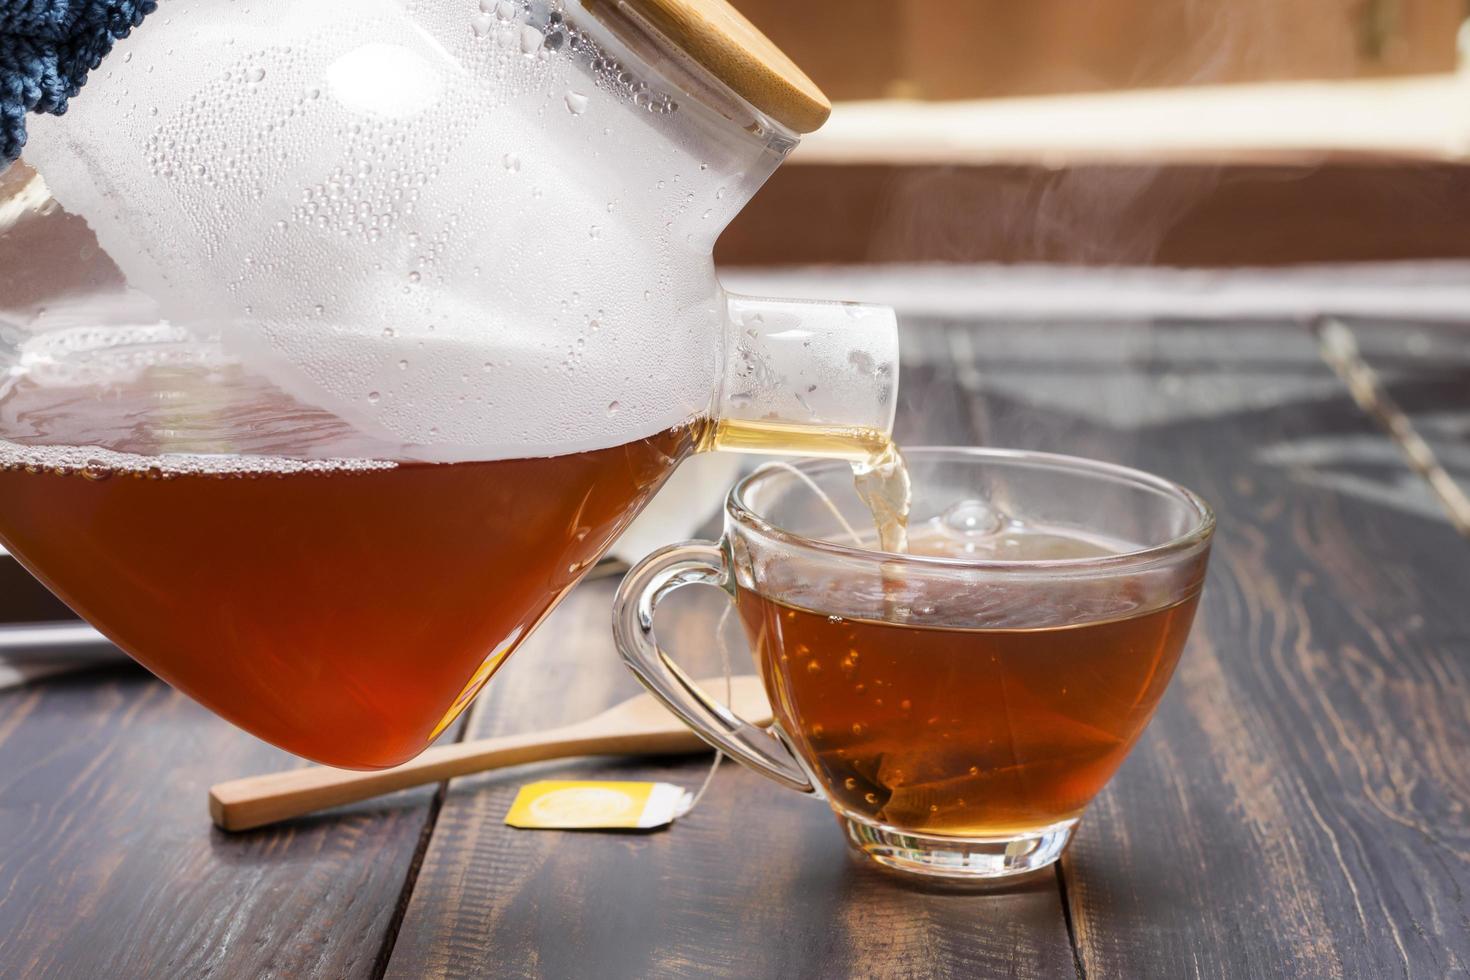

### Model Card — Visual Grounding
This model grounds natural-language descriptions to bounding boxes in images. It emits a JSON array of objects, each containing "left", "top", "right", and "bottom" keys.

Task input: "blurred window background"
[
  {"left": 745, "top": 0, "right": 1462, "bottom": 100},
  {"left": 715, "top": 0, "right": 1470, "bottom": 270}
]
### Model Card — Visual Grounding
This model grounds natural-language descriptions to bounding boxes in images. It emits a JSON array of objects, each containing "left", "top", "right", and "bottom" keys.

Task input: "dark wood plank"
[
  {"left": 939, "top": 317, "right": 1470, "bottom": 978},
  {"left": 383, "top": 333, "right": 1079, "bottom": 980},
  {"left": 0, "top": 665, "right": 456, "bottom": 980}
]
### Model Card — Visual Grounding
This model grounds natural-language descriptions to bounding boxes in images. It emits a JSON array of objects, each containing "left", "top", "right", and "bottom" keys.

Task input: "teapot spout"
[{"left": 705, "top": 293, "right": 899, "bottom": 460}]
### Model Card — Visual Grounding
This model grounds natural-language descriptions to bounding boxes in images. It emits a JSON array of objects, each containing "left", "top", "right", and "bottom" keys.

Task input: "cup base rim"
[{"left": 840, "top": 813, "right": 1079, "bottom": 880}]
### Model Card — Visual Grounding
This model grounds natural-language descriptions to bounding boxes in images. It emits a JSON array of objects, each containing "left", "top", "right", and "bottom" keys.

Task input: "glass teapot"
[{"left": 0, "top": 0, "right": 897, "bottom": 767}]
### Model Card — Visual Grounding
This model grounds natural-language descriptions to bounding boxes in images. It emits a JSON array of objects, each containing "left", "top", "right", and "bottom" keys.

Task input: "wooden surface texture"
[{"left": 1, "top": 311, "right": 1467, "bottom": 979}]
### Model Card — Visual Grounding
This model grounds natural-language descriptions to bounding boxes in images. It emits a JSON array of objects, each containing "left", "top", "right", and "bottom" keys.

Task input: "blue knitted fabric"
[{"left": 1, "top": 0, "right": 156, "bottom": 163}]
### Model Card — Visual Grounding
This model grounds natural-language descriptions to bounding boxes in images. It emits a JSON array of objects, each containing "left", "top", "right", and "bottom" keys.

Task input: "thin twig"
[{"left": 1314, "top": 317, "right": 1470, "bottom": 537}]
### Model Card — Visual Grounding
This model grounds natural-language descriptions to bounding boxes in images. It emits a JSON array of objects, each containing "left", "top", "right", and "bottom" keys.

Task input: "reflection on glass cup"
[{"left": 614, "top": 448, "right": 1215, "bottom": 880}]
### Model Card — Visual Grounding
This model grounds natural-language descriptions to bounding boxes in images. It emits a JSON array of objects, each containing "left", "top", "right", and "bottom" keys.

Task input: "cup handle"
[{"left": 613, "top": 541, "right": 816, "bottom": 794}]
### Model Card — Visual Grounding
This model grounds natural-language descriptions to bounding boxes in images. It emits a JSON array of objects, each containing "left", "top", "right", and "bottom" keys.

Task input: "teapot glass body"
[{"left": 0, "top": 0, "right": 896, "bottom": 767}]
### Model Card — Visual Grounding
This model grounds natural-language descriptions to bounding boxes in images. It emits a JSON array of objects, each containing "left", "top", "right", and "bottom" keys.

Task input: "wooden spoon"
[{"left": 209, "top": 674, "right": 770, "bottom": 832}]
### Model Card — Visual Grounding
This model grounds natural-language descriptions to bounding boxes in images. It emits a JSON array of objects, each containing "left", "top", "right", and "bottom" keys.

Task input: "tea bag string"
[
  {"left": 675, "top": 603, "right": 731, "bottom": 817},
  {"left": 755, "top": 461, "right": 867, "bottom": 548},
  {"left": 679, "top": 462, "right": 863, "bottom": 818}
]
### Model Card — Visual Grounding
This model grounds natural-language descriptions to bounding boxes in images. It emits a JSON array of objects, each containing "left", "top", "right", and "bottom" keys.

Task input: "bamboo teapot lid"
[{"left": 582, "top": 0, "right": 831, "bottom": 133}]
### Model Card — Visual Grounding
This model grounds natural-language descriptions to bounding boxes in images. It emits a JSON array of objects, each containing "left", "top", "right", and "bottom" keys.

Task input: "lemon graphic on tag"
[{"left": 529, "top": 787, "right": 637, "bottom": 825}]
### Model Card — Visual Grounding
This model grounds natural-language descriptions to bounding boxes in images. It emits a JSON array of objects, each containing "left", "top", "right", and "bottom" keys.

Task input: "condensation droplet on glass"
[
  {"left": 397, "top": 359, "right": 409, "bottom": 371},
  {"left": 502, "top": 153, "right": 520, "bottom": 172},
  {"left": 247, "top": 66, "right": 265, "bottom": 83},
  {"left": 367, "top": 390, "right": 381, "bottom": 404},
  {"left": 564, "top": 90, "right": 589, "bottom": 114},
  {"left": 407, "top": 270, "right": 422, "bottom": 284},
  {"left": 606, "top": 400, "right": 621, "bottom": 417}
]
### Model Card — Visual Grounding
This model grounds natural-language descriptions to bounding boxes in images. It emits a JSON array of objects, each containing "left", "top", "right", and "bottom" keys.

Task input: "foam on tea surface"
[
  {"left": 910, "top": 502, "right": 1125, "bottom": 561},
  {"left": 0, "top": 442, "right": 395, "bottom": 479},
  {"left": 22, "top": 0, "right": 786, "bottom": 461},
  {"left": 759, "top": 520, "right": 1155, "bottom": 631}
]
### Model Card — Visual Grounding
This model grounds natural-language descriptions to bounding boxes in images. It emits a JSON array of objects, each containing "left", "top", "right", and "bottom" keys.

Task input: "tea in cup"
[{"left": 614, "top": 448, "right": 1214, "bottom": 879}]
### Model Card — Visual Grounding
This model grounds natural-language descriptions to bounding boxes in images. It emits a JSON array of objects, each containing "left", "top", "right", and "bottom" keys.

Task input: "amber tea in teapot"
[{"left": 0, "top": 423, "right": 695, "bottom": 768}]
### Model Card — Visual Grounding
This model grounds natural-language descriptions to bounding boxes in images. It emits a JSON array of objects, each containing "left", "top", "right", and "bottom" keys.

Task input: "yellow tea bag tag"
[{"left": 504, "top": 780, "right": 693, "bottom": 831}]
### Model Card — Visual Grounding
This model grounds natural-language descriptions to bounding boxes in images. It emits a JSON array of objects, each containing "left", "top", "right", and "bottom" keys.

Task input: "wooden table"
[{"left": 1, "top": 311, "right": 1467, "bottom": 979}]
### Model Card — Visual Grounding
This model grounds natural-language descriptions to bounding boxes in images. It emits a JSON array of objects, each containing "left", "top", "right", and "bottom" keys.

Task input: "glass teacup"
[{"left": 614, "top": 448, "right": 1215, "bottom": 879}]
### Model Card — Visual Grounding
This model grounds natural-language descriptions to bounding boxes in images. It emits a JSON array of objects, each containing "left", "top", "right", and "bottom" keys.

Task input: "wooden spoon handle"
[{"left": 209, "top": 725, "right": 707, "bottom": 832}]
